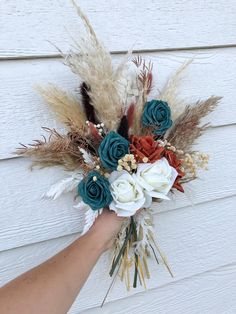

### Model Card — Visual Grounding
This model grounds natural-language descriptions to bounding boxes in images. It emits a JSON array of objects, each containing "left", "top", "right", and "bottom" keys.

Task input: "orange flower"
[
  {"left": 163, "top": 150, "right": 185, "bottom": 192},
  {"left": 130, "top": 135, "right": 164, "bottom": 163}
]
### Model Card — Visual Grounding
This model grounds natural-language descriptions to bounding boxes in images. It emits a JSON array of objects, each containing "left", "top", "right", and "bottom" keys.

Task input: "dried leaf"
[
  {"left": 131, "top": 56, "right": 153, "bottom": 134},
  {"left": 15, "top": 128, "right": 83, "bottom": 170},
  {"left": 167, "top": 96, "right": 221, "bottom": 151}
]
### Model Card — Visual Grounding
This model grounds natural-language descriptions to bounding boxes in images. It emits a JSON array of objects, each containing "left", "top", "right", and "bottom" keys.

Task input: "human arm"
[{"left": 0, "top": 209, "right": 124, "bottom": 314}]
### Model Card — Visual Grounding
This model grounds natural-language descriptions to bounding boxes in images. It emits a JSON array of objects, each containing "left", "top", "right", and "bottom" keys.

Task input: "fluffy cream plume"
[
  {"left": 167, "top": 96, "right": 221, "bottom": 151},
  {"left": 64, "top": 1, "right": 130, "bottom": 130},
  {"left": 158, "top": 60, "right": 192, "bottom": 120},
  {"left": 36, "top": 85, "right": 87, "bottom": 133}
]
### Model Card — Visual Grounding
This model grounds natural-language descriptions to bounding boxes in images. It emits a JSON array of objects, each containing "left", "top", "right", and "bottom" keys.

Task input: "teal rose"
[
  {"left": 142, "top": 99, "right": 172, "bottom": 135},
  {"left": 78, "top": 171, "right": 112, "bottom": 210},
  {"left": 98, "top": 131, "right": 129, "bottom": 170}
]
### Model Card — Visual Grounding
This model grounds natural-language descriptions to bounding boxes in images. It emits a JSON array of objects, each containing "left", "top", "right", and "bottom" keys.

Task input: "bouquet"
[{"left": 16, "top": 1, "right": 220, "bottom": 300}]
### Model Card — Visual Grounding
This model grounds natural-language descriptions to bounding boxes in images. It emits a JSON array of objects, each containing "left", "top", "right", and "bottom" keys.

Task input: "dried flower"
[{"left": 116, "top": 154, "right": 137, "bottom": 172}]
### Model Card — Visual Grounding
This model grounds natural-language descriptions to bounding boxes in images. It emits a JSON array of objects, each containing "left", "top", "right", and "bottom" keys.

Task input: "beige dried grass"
[
  {"left": 36, "top": 85, "right": 86, "bottom": 133},
  {"left": 166, "top": 96, "right": 221, "bottom": 151},
  {"left": 131, "top": 56, "right": 153, "bottom": 134},
  {"left": 16, "top": 128, "right": 83, "bottom": 170},
  {"left": 64, "top": 0, "right": 130, "bottom": 130},
  {"left": 159, "top": 60, "right": 192, "bottom": 120}
]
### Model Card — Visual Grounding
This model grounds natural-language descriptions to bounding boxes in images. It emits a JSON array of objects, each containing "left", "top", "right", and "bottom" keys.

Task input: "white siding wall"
[{"left": 0, "top": 1, "right": 236, "bottom": 313}]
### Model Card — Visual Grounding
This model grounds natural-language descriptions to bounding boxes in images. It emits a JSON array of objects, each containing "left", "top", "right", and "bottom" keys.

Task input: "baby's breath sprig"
[
  {"left": 182, "top": 152, "right": 209, "bottom": 179},
  {"left": 164, "top": 141, "right": 184, "bottom": 155},
  {"left": 94, "top": 122, "right": 105, "bottom": 136},
  {"left": 117, "top": 154, "right": 137, "bottom": 172},
  {"left": 85, "top": 120, "right": 106, "bottom": 137}
]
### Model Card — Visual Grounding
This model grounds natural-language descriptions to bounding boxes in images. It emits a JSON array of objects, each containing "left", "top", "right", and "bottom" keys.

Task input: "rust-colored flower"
[
  {"left": 130, "top": 135, "right": 164, "bottom": 163},
  {"left": 130, "top": 135, "right": 185, "bottom": 192},
  {"left": 163, "top": 150, "right": 185, "bottom": 192}
]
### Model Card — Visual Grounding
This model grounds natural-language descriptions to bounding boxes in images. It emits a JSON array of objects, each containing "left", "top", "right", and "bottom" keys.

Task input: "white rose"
[
  {"left": 109, "top": 171, "right": 150, "bottom": 217},
  {"left": 135, "top": 158, "right": 178, "bottom": 200}
]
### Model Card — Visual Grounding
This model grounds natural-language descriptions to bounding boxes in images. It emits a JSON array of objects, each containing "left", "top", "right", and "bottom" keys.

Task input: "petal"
[
  {"left": 143, "top": 192, "right": 152, "bottom": 208},
  {"left": 148, "top": 190, "right": 170, "bottom": 200}
]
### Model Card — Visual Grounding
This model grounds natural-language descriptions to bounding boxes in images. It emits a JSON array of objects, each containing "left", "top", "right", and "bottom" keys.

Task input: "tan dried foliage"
[
  {"left": 132, "top": 56, "right": 153, "bottom": 135},
  {"left": 166, "top": 96, "right": 221, "bottom": 151},
  {"left": 36, "top": 85, "right": 87, "bottom": 133},
  {"left": 16, "top": 128, "right": 83, "bottom": 171},
  {"left": 159, "top": 60, "right": 192, "bottom": 120}
]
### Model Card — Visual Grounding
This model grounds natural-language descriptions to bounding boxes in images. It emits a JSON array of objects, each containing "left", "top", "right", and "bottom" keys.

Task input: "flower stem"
[
  {"left": 130, "top": 217, "right": 138, "bottom": 288},
  {"left": 109, "top": 222, "right": 133, "bottom": 277}
]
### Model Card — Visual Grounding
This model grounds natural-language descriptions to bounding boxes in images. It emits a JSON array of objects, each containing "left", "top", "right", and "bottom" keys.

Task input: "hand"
[
  {"left": 0, "top": 210, "right": 126, "bottom": 314},
  {"left": 87, "top": 208, "right": 126, "bottom": 252}
]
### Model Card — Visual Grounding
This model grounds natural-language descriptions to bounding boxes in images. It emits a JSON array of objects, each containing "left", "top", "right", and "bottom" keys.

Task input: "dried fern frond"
[
  {"left": 159, "top": 60, "right": 192, "bottom": 120},
  {"left": 133, "top": 56, "right": 153, "bottom": 95},
  {"left": 16, "top": 128, "right": 85, "bottom": 171},
  {"left": 36, "top": 85, "right": 86, "bottom": 133},
  {"left": 131, "top": 56, "right": 153, "bottom": 134},
  {"left": 64, "top": 1, "right": 126, "bottom": 130},
  {"left": 167, "top": 96, "right": 221, "bottom": 151}
]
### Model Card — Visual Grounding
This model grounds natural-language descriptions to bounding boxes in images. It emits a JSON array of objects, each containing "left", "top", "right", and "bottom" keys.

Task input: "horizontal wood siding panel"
[
  {"left": 1, "top": 0, "right": 236, "bottom": 57},
  {"left": 80, "top": 263, "right": 236, "bottom": 314},
  {"left": 1, "top": 196, "right": 236, "bottom": 312}
]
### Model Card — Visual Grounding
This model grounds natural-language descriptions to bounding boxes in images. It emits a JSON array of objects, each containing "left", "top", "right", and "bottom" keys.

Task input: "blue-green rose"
[
  {"left": 142, "top": 99, "right": 172, "bottom": 135},
  {"left": 98, "top": 131, "right": 129, "bottom": 170},
  {"left": 78, "top": 171, "right": 112, "bottom": 210}
]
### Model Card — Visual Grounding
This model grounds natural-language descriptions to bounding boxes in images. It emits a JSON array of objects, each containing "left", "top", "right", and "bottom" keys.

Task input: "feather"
[
  {"left": 43, "top": 173, "right": 83, "bottom": 200},
  {"left": 82, "top": 208, "right": 103, "bottom": 235},
  {"left": 78, "top": 147, "right": 95, "bottom": 166},
  {"left": 73, "top": 199, "right": 86, "bottom": 210}
]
